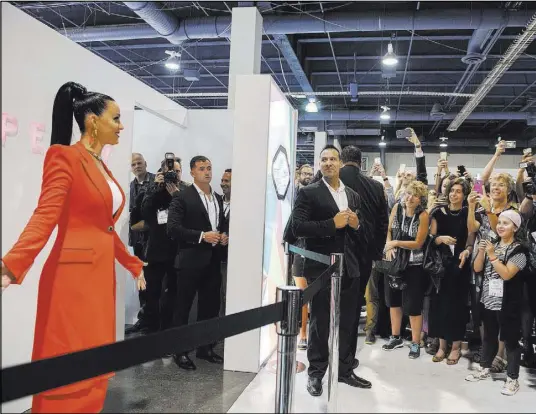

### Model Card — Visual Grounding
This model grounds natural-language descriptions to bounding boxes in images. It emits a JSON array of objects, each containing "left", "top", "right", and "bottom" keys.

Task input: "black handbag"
[
  {"left": 422, "top": 235, "right": 445, "bottom": 294},
  {"left": 374, "top": 204, "right": 411, "bottom": 290}
]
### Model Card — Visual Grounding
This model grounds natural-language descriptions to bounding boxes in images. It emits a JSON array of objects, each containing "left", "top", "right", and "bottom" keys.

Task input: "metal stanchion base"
[{"left": 267, "top": 360, "right": 306, "bottom": 374}]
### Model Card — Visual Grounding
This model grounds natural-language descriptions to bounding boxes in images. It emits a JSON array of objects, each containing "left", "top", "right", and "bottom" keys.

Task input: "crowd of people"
[
  {"left": 289, "top": 129, "right": 536, "bottom": 398},
  {"left": 126, "top": 152, "right": 233, "bottom": 371}
]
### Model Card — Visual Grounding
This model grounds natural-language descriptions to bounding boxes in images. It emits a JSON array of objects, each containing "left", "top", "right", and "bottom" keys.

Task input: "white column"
[
  {"left": 313, "top": 131, "right": 327, "bottom": 173},
  {"left": 333, "top": 137, "right": 342, "bottom": 152},
  {"left": 224, "top": 75, "right": 297, "bottom": 372},
  {"left": 228, "top": 7, "right": 262, "bottom": 109}
]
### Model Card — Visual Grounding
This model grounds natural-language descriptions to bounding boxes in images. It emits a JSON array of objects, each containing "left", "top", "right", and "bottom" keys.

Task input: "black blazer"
[
  {"left": 128, "top": 172, "right": 155, "bottom": 247},
  {"left": 290, "top": 179, "right": 370, "bottom": 279},
  {"left": 140, "top": 181, "right": 189, "bottom": 263},
  {"left": 167, "top": 185, "right": 226, "bottom": 269},
  {"left": 340, "top": 165, "right": 389, "bottom": 261}
]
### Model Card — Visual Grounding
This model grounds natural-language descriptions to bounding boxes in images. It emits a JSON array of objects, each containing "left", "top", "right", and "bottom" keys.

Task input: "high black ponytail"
[{"left": 50, "top": 82, "right": 115, "bottom": 146}]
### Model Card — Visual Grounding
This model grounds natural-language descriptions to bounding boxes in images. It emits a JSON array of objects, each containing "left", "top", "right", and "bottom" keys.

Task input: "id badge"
[
  {"left": 157, "top": 209, "right": 169, "bottom": 225},
  {"left": 489, "top": 278, "right": 504, "bottom": 298}
]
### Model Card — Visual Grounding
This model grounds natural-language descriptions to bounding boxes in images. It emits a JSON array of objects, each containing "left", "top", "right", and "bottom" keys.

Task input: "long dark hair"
[{"left": 51, "top": 82, "right": 114, "bottom": 146}]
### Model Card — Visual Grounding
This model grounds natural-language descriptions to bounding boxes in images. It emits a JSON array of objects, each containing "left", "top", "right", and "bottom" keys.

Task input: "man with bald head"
[{"left": 126, "top": 153, "right": 155, "bottom": 335}]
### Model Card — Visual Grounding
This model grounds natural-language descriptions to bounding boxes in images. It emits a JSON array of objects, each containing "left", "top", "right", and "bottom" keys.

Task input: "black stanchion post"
[
  {"left": 275, "top": 285, "right": 302, "bottom": 413},
  {"left": 285, "top": 243, "right": 294, "bottom": 286},
  {"left": 328, "top": 253, "right": 344, "bottom": 413}
]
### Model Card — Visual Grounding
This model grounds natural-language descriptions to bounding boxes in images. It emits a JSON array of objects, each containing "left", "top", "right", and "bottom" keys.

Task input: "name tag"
[
  {"left": 157, "top": 209, "right": 168, "bottom": 225},
  {"left": 489, "top": 278, "right": 504, "bottom": 298}
]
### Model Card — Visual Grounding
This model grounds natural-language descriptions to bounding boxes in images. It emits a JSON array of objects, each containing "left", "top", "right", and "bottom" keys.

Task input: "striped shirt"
[{"left": 481, "top": 242, "right": 526, "bottom": 311}]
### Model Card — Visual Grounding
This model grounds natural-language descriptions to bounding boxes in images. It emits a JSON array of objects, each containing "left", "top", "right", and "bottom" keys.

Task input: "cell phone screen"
[{"left": 474, "top": 181, "right": 483, "bottom": 194}]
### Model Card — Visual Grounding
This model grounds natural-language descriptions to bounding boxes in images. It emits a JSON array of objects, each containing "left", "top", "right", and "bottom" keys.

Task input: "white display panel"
[{"left": 259, "top": 82, "right": 297, "bottom": 364}]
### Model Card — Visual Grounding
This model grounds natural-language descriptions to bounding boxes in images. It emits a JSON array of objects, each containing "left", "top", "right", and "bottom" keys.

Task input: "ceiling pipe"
[
  {"left": 61, "top": 6, "right": 532, "bottom": 43},
  {"left": 122, "top": 2, "right": 185, "bottom": 44},
  {"left": 299, "top": 110, "right": 535, "bottom": 122}
]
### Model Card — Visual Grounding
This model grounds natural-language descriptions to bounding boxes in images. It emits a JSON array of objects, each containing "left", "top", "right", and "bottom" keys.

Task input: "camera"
[
  {"left": 520, "top": 161, "right": 536, "bottom": 196},
  {"left": 164, "top": 152, "right": 178, "bottom": 184}
]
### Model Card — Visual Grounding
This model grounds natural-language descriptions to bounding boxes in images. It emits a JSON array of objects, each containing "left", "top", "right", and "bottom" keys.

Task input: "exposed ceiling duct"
[
  {"left": 59, "top": 6, "right": 533, "bottom": 43},
  {"left": 299, "top": 110, "right": 535, "bottom": 122},
  {"left": 165, "top": 90, "right": 474, "bottom": 99},
  {"left": 448, "top": 13, "right": 536, "bottom": 131},
  {"left": 122, "top": 2, "right": 185, "bottom": 45}
]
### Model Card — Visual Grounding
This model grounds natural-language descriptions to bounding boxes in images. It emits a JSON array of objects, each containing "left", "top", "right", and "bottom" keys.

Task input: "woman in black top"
[{"left": 429, "top": 178, "right": 475, "bottom": 364}]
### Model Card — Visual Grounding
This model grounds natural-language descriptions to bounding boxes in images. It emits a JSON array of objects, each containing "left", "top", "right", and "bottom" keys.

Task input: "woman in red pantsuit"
[{"left": 1, "top": 82, "right": 146, "bottom": 413}]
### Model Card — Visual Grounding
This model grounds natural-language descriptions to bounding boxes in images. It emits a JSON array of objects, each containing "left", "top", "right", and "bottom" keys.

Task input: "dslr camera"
[
  {"left": 163, "top": 152, "right": 178, "bottom": 184},
  {"left": 520, "top": 161, "right": 536, "bottom": 196}
]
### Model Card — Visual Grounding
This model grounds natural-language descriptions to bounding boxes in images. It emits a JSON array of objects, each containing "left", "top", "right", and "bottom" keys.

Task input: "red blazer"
[{"left": 2, "top": 141, "right": 143, "bottom": 396}]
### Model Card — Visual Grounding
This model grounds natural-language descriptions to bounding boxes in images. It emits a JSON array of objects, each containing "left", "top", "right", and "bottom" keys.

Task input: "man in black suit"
[
  {"left": 290, "top": 145, "right": 373, "bottom": 396},
  {"left": 339, "top": 146, "right": 389, "bottom": 351},
  {"left": 127, "top": 153, "right": 155, "bottom": 335},
  {"left": 141, "top": 156, "right": 189, "bottom": 332},
  {"left": 167, "top": 155, "right": 228, "bottom": 371}
]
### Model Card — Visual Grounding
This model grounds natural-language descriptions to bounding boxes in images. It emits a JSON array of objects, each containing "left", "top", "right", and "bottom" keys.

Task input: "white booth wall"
[
  {"left": 1, "top": 4, "right": 186, "bottom": 413},
  {"left": 126, "top": 108, "right": 234, "bottom": 324}
]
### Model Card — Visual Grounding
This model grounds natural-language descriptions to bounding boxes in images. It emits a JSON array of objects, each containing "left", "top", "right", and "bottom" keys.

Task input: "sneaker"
[
  {"left": 365, "top": 332, "right": 376, "bottom": 345},
  {"left": 298, "top": 338, "right": 308, "bottom": 350},
  {"left": 490, "top": 355, "right": 507, "bottom": 373},
  {"left": 382, "top": 336, "right": 404, "bottom": 351},
  {"left": 501, "top": 377, "right": 520, "bottom": 396},
  {"left": 409, "top": 343, "right": 421, "bottom": 359},
  {"left": 465, "top": 367, "right": 490, "bottom": 382}
]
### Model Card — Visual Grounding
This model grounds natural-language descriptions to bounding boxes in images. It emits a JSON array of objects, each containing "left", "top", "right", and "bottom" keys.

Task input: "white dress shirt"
[
  {"left": 193, "top": 183, "right": 220, "bottom": 243},
  {"left": 322, "top": 177, "right": 348, "bottom": 211}
]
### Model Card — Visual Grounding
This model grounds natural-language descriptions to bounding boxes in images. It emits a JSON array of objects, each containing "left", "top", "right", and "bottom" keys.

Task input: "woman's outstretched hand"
[
  {"left": 2, "top": 261, "right": 15, "bottom": 292},
  {"left": 136, "top": 270, "right": 147, "bottom": 291}
]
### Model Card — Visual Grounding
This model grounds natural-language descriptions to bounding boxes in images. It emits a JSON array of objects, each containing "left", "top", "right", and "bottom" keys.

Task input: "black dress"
[{"left": 428, "top": 206, "right": 471, "bottom": 343}]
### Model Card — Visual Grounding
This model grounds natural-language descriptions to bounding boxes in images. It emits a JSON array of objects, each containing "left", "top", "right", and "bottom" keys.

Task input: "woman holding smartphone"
[
  {"left": 466, "top": 210, "right": 527, "bottom": 396},
  {"left": 428, "top": 178, "right": 475, "bottom": 365}
]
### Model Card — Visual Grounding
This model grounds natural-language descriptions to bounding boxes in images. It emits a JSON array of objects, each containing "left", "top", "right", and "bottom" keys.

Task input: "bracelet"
[{"left": 490, "top": 257, "right": 499, "bottom": 263}]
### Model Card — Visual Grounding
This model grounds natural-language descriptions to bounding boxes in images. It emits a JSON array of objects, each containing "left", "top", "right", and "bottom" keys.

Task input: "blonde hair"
[
  {"left": 405, "top": 180, "right": 428, "bottom": 199},
  {"left": 490, "top": 172, "right": 514, "bottom": 193}
]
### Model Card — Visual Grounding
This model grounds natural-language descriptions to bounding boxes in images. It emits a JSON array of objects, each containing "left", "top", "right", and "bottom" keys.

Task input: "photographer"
[{"left": 140, "top": 154, "right": 188, "bottom": 332}]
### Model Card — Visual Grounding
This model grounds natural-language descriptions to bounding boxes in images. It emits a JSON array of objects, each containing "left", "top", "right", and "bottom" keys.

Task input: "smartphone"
[
  {"left": 399, "top": 163, "right": 406, "bottom": 173},
  {"left": 374, "top": 157, "right": 381, "bottom": 165},
  {"left": 396, "top": 129, "right": 412, "bottom": 139},
  {"left": 505, "top": 141, "right": 517, "bottom": 149},
  {"left": 440, "top": 152, "right": 448, "bottom": 161},
  {"left": 458, "top": 165, "right": 466, "bottom": 176},
  {"left": 523, "top": 148, "right": 532, "bottom": 156},
  {"left": 474, "top": 180, "right": 483, "bottom": 194}
]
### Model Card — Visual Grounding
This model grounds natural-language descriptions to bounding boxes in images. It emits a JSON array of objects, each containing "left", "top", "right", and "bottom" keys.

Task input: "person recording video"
[{"left": 140, "top": 154, "right": 189, "bottom": 333}]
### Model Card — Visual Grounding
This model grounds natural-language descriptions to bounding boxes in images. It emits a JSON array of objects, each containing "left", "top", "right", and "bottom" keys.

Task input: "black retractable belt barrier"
[
  {"left": 1, "top": 301, "right": 284, "bottom": 403},
  {"left": 302, "top": 264, "right": 336, "bottom": 304},
  {"left": 287, "top": 245, "right": 331, "bottom": 266}
]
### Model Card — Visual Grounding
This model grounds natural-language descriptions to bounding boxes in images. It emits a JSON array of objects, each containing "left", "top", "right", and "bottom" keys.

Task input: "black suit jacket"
[
  {"left": 339, "top": 165, "right": 389, "bottom": 261},
  {"left": 141, "top": 181, "right": 189, "bottom": 263},
  {"left": 128, "top": 172, "right": 155, "bottom": 247},
  {"left": 290, "top": 179, "right": 370, "bottom": 279},
  {"left": 167, "top": 185, "right": 226, "bottom": 269}
]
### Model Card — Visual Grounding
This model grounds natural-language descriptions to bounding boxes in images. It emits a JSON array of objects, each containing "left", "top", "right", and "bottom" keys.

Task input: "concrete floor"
[
  {"left": 229, "top": 338, "right": 536, "bottom": 413},
  {"left": 102, "top": 343, "right": 255, "bottom": 413}
]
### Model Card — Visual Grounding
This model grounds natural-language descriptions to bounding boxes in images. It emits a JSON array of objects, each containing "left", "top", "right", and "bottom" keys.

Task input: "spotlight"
[
  {"left": 164, "top": 50, "right": 181, "bottom": 71},
  {"left": 382, "top": 43, "right": 398, "bottom": 66},
  {"left": 380, "top": 105, "right": 391, "bottom": 120},
  {"left": 305, "top": 99, "right": 319, "bottom": 113}
]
